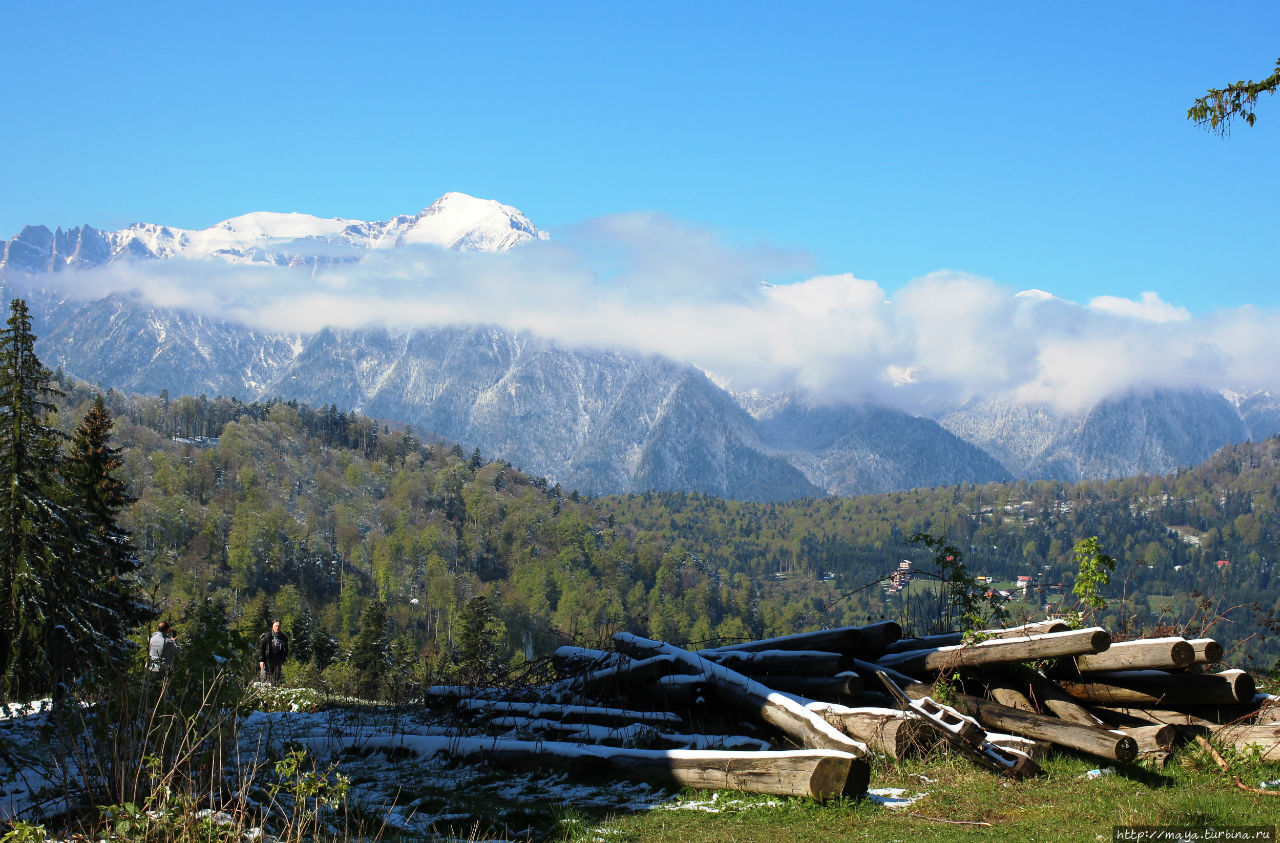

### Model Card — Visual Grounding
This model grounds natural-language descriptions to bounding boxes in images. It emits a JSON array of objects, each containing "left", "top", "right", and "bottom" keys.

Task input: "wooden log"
[
  {"left": 1186, "top": 638, "right": 1223, "bottom": 666},
  {"left": 1211, "top": 723, "right": 1280, "bottom": 762},
  {"left": 697, "top": 620, "right": 902, "bottom": 660},
  {"left": 1025, "top": 671, "right": 1109, "bottom": 727},
  {"left": 754, "top": 672, "right": 863, "bottom": 699},
  {"left": 614, "top": 632, "right": 869, "bottom": 756},
  {"left": 1115, "top": 724, "right": 1177, "bottom": 754},
  {"left": 851, "top": 658, "right": 919, "bottom": 689},
  {"left": 878, "top": 627, "right": 1110, "bottom": 674},
  {"left": 1089, "top": 706, "right": 1217, "bottom": 729},
  {"left": 457, "top": 699, "right": 686, "bottom": 727},
  {"left": 703, "top": 649, "right": 846, "bottom": 676},
  {"left": 904, "top": 683, "right": 1138, "bottom": 762},
  {"left": 891, "top": 623, "right": 1079, "bottom": 657},
  {"left": 321, "top": 734, "right": 869, "bottom": 799},
  {"left": 988, "top": 685, "right": 1036, "bottom": 712},
  {"left": 795, "top": 701, "right": 932, "bottom": 759},
  {"left": 480, "top": 715, "right": 772, "bottom": 752},
  {"left": 552, "top": 646, "right": 624, "bottom": 674},
  {"left": 985, "top": 732, "right": 1051, "bottom": 762},
  {"left": 1075, "top": 637, "right": 1195, "bottom": 672},
  {"left": 881, "top": 620, "right": 1071, "bottom": 656},
  {"left": 1058, "top": 669, "right": 1256, "bottom": 707},
  {"left": 544, "top": 653, "right": 689, "bottom": 700},
  {"left": 632, "top": 674, "right": 708, "bottom": 709}
]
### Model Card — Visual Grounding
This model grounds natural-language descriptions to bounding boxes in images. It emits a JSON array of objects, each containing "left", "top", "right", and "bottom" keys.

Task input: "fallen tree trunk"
[
  {"left": 1089, "top": 706, "right": 1217, "bottom": 729},
  {"left": 308, "top": 734, "right": 869, "bottom": 799},
  {"left": 1075, "top": 637, "right": 1195, "bottom": 672},
  {"left": 904, "top": 684, "right": 1138, "bottom": 762},
  {"left": 697, "top": 620, "right": 902, "bottom": 659},
  {"left": 1115, "top": 724, "right": 1177, "bottom": 754},
  {"left": 615, "top": 632, "right": 869, "bottom": 756},
  {"left": 878, "top": 627, "right": 1110, "bottom": 674},
  {"left": 1058, "top": 669, "right": 1256, "bottom": 707},
  {"left": 703, "top": 649, "right": 846, "bottom": 676}
]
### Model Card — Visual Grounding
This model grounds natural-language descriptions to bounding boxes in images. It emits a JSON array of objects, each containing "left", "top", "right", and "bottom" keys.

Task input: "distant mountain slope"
[{"left": 938, "top": 389, "right": 1249, "bottom": 480}]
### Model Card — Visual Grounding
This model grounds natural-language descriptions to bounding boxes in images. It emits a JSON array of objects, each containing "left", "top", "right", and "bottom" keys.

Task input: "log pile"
[{"left": 419, "top": 620, "right": 1276, "bottom": 799}]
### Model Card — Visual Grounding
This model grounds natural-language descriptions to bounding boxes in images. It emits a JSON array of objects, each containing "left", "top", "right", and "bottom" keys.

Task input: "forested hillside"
[{"left": 52, "top": 379, "right": 1280, "bottom": 691}]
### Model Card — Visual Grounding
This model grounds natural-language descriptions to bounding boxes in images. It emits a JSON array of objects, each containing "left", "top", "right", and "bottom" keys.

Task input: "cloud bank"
[{"left": 51, "top": 213, "right": 1280, "bottom": 415}]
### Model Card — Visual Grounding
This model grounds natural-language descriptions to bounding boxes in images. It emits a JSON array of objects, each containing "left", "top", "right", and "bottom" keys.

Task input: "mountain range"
[{"left": 1, "top": 193, "right": 1270, "bottom": 500}]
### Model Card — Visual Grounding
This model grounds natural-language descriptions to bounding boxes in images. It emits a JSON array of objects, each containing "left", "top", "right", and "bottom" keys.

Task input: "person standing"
[
  {"left": 148, "top": 621, "right": 177, "bottom": 676},
  {"left": 257, "top": 620, "right": 289, "bottom": 684}
]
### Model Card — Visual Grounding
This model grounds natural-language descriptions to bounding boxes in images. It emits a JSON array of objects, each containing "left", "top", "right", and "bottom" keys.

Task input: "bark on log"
[
  {"left": 614, "top": 632, "right": 869, "bottom": 756},
  {"left": 703, "top": 649, "right": 846, "bottom": 676},
  {"left": 1058, "top": 669, "right": 1256, "bottom": 707},
  {"left": 1075, "top": 637, "right": 1195, "bottom": 672},
  {"left": 904, "top": 683, "right": 1138, "bottom": 762},
  {"left": 878, "top": 627, "right": 1110, "bottom": 674},
  {"left": 697, "top": 620, "right": 902, "bottom": 660},
  {"left": 1186, "top": 638, "right": 1224, "bottom": 666},
  {"left": 323, "top": 734, "right": 869, "bottom": 799}
]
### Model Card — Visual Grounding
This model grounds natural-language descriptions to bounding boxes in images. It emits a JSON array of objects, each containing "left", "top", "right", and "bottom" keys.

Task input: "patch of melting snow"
[
  {"left": 651, "top": 791, "right": 783, "bottom": 813},
  {"left": 867, "top": 788, "right": 930, "bottom": 810}
]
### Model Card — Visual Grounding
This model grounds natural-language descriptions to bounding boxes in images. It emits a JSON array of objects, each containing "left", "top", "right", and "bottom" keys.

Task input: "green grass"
[{"left": 564, "top": 750, "right": 1280, "bottom": 842}]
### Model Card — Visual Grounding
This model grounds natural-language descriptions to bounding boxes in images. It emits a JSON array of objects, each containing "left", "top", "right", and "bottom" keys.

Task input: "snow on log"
[
  {"left": 614, "top": 632, "right": 870, "bottom": 757},
  {"left": 1074, "top": 637, "right": 1195, "bottom": 672},
  {"left": 877, "top": 627, "right": 1110, "bottom": 673},
  {"left": 544, "top": 653, "right": 689, "bottom": 700},
  {"left": 301, "top": 734, "right": 869, "bottom": 799},
  {"left": 792, "top": 700, "right": 930, "bottom": 759}
]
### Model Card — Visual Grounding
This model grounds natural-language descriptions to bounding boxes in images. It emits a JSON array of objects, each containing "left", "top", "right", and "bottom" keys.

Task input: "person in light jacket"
[
  {"left": 257, "top": 620, "right": 289, "bottom": 684},
  {"left": 148, "top": 621, "right": 177, "bottom": 676}
]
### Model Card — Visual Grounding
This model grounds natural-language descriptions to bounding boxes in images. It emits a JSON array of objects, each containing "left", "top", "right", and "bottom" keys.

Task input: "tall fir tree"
[
  {"left": 62, "top": 394, "right": 147, "bottom": 669},
  {"left": 0, "top": 299, "right": 142, "bottom": 700}
]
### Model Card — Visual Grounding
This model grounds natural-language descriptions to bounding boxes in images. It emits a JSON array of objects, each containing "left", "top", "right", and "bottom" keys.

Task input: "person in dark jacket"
[{"left": 257, "top": 620, "right": 289, "bottom": 684}]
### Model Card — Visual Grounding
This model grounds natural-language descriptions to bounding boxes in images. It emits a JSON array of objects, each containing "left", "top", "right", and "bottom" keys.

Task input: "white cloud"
[
  {"left": 45, "top": 214, "right": 1280, "bottom": 417},
  {"left": 1087, "top": 291, "right": 1191, "bottom": 323}
]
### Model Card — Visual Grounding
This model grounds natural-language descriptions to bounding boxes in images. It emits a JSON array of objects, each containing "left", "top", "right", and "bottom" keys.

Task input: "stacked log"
[{"left": 415, "top": 621, "right": 1270, "bottom": 800}]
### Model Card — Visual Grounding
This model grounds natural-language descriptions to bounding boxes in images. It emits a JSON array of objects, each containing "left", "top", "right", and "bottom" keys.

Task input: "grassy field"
[{"left": 557, "top": 749, "right": 1280, "bottom": 842}]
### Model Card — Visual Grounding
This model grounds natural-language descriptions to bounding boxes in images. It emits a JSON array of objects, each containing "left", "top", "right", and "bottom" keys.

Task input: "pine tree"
[
  {"left": 0, "top": 300, "right": 80, "bottom": 699},
  {"left": 62, "top": 395, "right": 147, "bottom": 672},
  {"left": 350, "top": 600, "right": 387, "bottom": 698},
  {"left": 0, "top": 299, "right": 146, "bottom": 701}
]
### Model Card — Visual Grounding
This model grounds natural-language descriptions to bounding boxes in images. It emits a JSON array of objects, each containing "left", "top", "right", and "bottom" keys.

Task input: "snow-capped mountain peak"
[{"left": 0, "top": 192, "right": 546, "bottom": 273}]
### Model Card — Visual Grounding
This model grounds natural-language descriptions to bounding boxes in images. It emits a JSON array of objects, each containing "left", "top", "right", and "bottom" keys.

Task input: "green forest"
[
  {"left": 45, "top": 376, "right": 1280, "bottom": 699},
  {"left": 7, "top": 297, "right": 1280, "bottom": 705}
]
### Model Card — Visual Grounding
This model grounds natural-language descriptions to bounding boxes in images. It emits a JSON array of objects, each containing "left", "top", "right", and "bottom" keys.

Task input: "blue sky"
[{"left": 1, "top": 1, "right": 1277, "bottom": 316}]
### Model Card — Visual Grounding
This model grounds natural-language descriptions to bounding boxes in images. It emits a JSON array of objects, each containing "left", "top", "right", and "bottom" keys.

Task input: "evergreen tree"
[
  {"left": 62, "top": 395, "right": 147, "bottom": 671},
  {"left": 350, "top": 600, "right": 387, "bottom": 698},
  {"left": 0, "top": 300, "right": 101, "bottom": 699}
]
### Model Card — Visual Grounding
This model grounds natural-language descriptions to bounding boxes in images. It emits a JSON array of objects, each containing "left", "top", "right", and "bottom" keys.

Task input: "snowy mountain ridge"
[{"left": 0, "top": 192, "right": 546, "bottom": 273}]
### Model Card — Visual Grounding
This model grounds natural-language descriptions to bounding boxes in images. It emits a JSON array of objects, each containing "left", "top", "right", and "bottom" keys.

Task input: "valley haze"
[{"left": 3, "top": 192, "right": 1278, "bottom": 500}]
